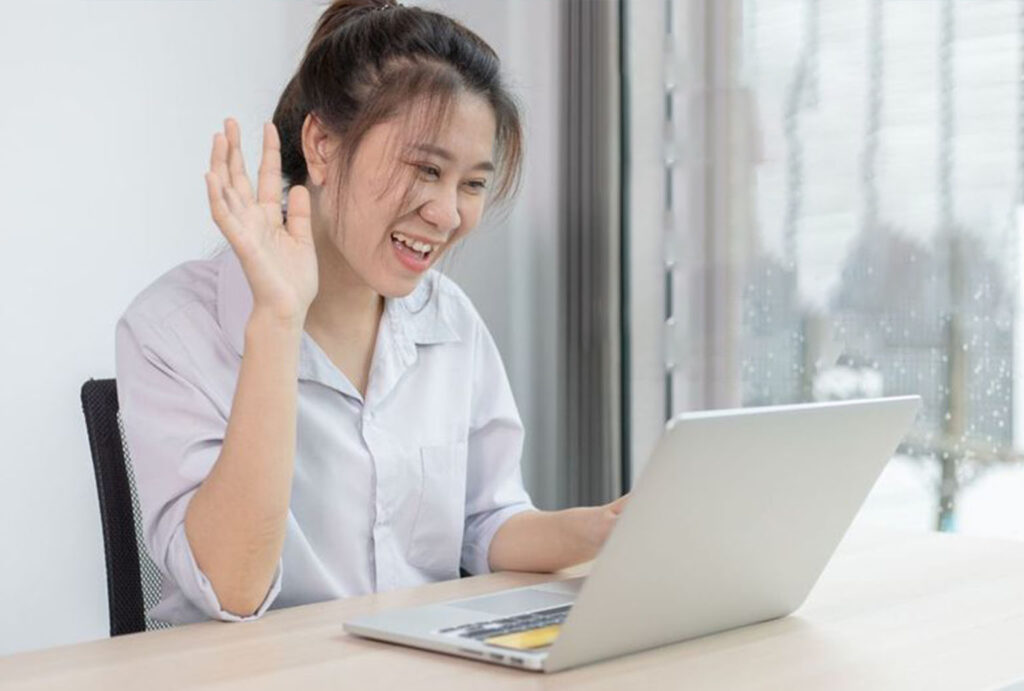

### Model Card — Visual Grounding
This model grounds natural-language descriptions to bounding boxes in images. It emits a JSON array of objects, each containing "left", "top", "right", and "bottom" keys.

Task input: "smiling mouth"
[{"left": 391, "top": 231, "right": 438, "bottom": 260}]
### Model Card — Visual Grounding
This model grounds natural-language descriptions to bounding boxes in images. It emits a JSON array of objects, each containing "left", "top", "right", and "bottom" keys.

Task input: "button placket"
[{"left": 367, "top": 428, "right": 392, "bottom": 531}]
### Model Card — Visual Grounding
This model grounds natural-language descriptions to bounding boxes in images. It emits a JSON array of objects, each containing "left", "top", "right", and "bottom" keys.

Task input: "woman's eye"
[
  {"left": 465, "top": 180, "right": 488, "bottom": 192},
  {"left": 417, "top": 164, "right": 441, "bottom": 179}
]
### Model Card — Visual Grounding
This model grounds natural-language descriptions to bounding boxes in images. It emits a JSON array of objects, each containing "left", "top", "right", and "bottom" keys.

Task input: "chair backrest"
[{"left": 80, "top": 378, "right": 171, "bottom": 636}]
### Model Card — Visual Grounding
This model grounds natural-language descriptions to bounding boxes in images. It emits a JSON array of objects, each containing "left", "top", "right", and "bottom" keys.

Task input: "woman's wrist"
[
  {"left": 246, "top": 305, "right": 306, "bottom": 339},
  {"left": 550, "top": 507, "right": 604, "bottom": 567},
  {"left": 578, "top": 506, "right": 609, "bottom": 557}
]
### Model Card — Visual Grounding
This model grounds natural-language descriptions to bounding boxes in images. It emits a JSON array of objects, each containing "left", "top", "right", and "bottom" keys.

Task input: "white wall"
[{"left": 0, "top": 0, "right": 561, "bottom": 656}]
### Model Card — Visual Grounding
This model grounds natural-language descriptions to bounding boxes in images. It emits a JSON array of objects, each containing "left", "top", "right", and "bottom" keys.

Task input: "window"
[{"left": 625, "top": 0, "right": 1024, "bottom": 536}]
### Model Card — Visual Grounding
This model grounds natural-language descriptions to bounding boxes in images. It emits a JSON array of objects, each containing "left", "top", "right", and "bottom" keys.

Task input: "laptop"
[{"left": 344, "top": 395, "right": 921, "bottom": 672}]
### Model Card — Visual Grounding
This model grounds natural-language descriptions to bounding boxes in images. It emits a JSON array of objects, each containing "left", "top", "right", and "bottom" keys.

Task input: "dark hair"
[{"left": 272, "top": 0, "right": 523, "bottom": 214}]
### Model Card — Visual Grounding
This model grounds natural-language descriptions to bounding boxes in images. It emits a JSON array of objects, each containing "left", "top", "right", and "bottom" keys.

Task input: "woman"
[{"left": 116, "top": 0, "right": 626, "bottom": 625}]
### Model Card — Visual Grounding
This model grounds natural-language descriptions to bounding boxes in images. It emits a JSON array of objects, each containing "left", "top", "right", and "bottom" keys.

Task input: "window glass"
[
  {"left": 629, "top": 0, "right": 1024, "bottom": 536},
  {"left": 741, "top": 0, "right": 1020, "bottom": 535}
]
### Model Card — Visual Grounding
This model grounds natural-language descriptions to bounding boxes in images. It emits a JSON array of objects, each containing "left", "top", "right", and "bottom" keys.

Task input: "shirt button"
[{"left": 365, "top": 409, "right": 375, "bottom": 421}]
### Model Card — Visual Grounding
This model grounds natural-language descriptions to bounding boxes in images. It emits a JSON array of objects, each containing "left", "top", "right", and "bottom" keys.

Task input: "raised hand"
[{"left": 205, "top": 118, "right": 319, "bottom": 324}]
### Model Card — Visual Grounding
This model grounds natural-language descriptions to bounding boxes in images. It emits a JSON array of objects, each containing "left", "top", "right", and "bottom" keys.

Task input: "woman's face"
[{"left": 317, "top": 92, "right": 497, "bottom": 298}]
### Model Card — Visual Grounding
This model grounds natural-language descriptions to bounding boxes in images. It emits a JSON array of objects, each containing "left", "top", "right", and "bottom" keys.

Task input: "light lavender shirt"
[{"left": 115, "top": 248, "right": 535, "bottom": 624}]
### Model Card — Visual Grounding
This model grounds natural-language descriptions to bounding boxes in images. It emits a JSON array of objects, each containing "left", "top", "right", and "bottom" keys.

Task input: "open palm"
[{"left": 205, "top": 118, "right": 319, "bottom": 322}]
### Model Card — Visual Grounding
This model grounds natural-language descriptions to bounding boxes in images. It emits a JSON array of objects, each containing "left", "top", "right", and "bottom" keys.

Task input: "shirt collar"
[
  {"left": 215, "top": 247, "right": 460, "bottom": 361},
  {"left": 387, "top": 269, "right": 461, "bottom": 347}
]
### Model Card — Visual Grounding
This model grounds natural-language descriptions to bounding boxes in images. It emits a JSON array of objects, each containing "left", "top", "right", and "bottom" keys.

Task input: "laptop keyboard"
[{"left": 438, "top": 604, "right": 572, "bottom": 641}]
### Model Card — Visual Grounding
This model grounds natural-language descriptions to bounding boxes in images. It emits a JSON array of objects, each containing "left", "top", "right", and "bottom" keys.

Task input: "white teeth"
[{"left": 392, "top": 231, "right": 435, "bottom": 254}]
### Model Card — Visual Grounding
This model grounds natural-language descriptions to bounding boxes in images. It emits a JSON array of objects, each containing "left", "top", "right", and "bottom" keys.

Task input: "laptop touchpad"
[{"left": 451, "top": 589, "right": 574, "bottom": 616}]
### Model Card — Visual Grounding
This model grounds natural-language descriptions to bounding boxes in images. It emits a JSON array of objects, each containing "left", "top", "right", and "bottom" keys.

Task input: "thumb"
[
  {"left": 285, "top": 184, "right": 313, "bottom": 243},
  {"left": 607, "top": 493, "right": 630, "bottom": 515}
]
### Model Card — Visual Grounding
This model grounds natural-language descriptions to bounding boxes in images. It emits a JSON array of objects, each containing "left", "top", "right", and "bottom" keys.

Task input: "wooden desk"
[{"left": 4, "top": 528, "right": 1024, "bottom": 690}]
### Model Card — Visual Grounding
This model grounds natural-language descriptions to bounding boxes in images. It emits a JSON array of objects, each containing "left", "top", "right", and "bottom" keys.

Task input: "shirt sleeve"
[
  {"left": 460, "top": 318, "right": 536, "bottom": 576},
  {"left": 115, "top": 311, "right": 282, "bottom": 622}
]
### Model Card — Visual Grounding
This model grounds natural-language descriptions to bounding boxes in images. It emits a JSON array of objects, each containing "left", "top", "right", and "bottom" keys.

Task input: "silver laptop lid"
[{"left": 544, "top": 395, "right": 920, "bottom": 672}]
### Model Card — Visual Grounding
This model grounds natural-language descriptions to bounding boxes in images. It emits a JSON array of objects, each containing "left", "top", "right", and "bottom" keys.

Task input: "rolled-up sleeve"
[
  {"left": 460, "top": 319, "right": 536, "bottom": 576},
  {"left": 115, "top": 311, "right": 282, "bottom": 622}
]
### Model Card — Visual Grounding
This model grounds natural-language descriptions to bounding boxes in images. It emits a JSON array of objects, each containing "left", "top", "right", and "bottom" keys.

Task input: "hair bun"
[{"left": 308, "top": 0, "right": 401, "bottom": 53}]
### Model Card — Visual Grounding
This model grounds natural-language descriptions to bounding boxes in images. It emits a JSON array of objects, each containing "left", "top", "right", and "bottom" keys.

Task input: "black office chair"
[{"left": 80, "top": 378, "right": 172, "bottom": 636}]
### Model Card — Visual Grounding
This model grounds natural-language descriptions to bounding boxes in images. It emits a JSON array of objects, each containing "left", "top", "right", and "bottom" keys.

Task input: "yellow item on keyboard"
[{"left": 485, "top": 625, "right": 562, "bottom": 650}]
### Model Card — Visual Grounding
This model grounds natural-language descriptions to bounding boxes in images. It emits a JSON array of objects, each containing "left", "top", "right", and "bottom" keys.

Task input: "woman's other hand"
[
  {"left": 205, "top": 118, "right": 318, "bottom": 324},
  {"left": 583, "top": 493, "right": 630, "bottom": 555},
  {"left": 487, "top": 493, "right": 632, "bottom": 573}
]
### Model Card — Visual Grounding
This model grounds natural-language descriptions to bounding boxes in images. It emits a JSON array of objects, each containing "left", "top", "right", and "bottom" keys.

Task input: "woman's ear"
[{"left": 301, "top": 113, "right": 334, "bottom": 187}]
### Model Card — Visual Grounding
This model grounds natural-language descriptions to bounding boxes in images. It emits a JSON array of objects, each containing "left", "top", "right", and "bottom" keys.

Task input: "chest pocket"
[{"left": 407, "top": 441, "right": 468, "bottom": 580}]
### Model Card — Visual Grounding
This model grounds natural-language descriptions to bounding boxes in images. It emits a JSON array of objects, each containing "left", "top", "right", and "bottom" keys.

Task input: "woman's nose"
[{"left": 419, "top": 189, "right": 461, "bottom": 233}]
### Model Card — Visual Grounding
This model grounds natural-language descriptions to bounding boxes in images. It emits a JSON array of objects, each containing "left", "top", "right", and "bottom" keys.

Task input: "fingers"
[
  {"left": 285, "top": 185, "right": 312, "bottom": 243},
  {"left": 222, "top": 183, "right": 246, "bottom": 217},
  {"left": 608, "top": 493, "right": 630, "bottom": 515},
  {"left": 208, "top": 119, "right": 254, "bottom": 211},
  {"left": 207, "top": 118, "right": 295, "bottom": 254},
  {"left": 209, "top": 131, "right": 231, "bottom": 191},
  {"left": 204, "top": 172, "right": 244, "bottom": 246},
  {"left": 224, "top": 118, "right": 256, "bottom": 204},
  {"left": 257, "top": 122, "right": 284, "bottom": 208}
]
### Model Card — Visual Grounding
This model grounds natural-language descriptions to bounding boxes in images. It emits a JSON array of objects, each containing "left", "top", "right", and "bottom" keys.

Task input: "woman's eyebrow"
[{"left": 411, "top": 144, "right": 494, "bottom": 172}]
